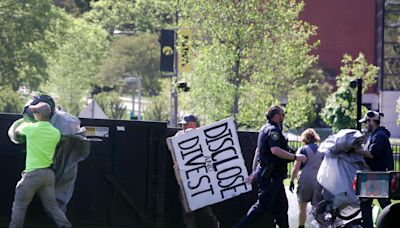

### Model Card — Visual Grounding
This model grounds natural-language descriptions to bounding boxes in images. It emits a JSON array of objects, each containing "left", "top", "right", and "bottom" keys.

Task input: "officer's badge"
[{"left": 271, "top": 132, "right": 280, "bottom": 141}]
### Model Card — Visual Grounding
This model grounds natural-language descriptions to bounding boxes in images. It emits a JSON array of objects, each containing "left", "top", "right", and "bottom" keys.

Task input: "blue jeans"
[{"left": 9, "top": 168, "right": 71, "bottom": 228}]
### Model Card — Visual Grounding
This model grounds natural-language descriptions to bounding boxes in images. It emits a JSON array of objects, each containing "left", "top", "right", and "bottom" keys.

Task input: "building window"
[{"left": 382, "top": 0, "right": 400, "bottom": 90}]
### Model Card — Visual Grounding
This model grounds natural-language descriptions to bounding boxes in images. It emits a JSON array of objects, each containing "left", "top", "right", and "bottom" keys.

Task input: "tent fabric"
[
  {"left": 53, "top": 134, "right": 90, "bottom": 211},
  {"left": 50, "top": 110, "right": 90, "bottom": 212},
  {"left": 312, "top": 129, "right": 368, "bottom": 227}
]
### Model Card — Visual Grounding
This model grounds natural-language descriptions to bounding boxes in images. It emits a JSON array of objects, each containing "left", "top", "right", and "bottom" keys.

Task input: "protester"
[
  {"left": 356, "top": 110, "right": 394, "bottom": 228},
  {"left": 9, "top": 102, "right": 71, "bottom": 228},
  {"left": 289, "top": 128, "right": 324, "bottom": 228},
  {"left": 235, "top": 105, "right": 307, "bottom": 228},
  {"left": 175, "top": 114, "right": 198, "bottom": 135},
  {"left": 175, "top": 114, "right": 219, "bottom": 228}
]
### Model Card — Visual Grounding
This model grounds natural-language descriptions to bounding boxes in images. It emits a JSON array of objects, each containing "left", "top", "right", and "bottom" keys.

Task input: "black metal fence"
[
  {"left": 392, "top": 144, "right": 400, "bottom": 171},
  {"left": 0, "top": 114, "right": 259, "bottom": 228},
  {"left": 287, "top": 141, "right": 400, "bottom": 177},
  {"left": 1, "top": 112, "right": 399, "bottom": 227}
]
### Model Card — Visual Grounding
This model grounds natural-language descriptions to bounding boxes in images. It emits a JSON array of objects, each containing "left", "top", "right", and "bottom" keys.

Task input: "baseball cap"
[
  {"left": 178, "top": 114, "right": 197, "bottom": 124},
  {"left": 359, "top": 110, "right": 382, "bottom": 123},
  {"left": 29, "top": 102, "right": 52, "bottom": 117}
]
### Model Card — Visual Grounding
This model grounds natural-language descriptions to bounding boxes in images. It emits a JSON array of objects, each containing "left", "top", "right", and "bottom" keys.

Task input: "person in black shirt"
[
  {"left": 356, "top": 110, "right": 394, "bottom": 228},
  {"left": 235, "top": 105, "right": 307, "bottom": 228}
]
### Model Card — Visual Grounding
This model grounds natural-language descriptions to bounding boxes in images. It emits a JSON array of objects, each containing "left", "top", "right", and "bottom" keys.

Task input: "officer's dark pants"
[
  {"left": 360, "top": 198, "right": 391, "bottom": 228},
  {"left": 235, "top": 178, "right": 288, "bottom": 228}
]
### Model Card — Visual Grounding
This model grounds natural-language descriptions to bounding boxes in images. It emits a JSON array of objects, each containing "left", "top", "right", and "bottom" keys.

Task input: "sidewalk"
[{"left": 286, "top": 186, "right": 316, "bottom": 228}]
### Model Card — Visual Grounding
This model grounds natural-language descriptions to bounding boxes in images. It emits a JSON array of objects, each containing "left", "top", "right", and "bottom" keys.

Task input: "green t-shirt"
[{"left": 18, "top": 121, "right": 61, "bottom": 172}]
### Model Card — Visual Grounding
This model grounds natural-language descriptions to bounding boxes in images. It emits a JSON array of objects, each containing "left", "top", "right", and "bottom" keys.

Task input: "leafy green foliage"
[
  {"left": 143, "top": 79, "right": 171, "bottom": 122},
  {"left": 94, "top": 92, "right": 128, "bottom": 119},
  {"left": 83, "top": 0, "right": 175, "bottom": 34},
  {"left": 284, "top": 65, "right": 332, "bottom": 129},
  {"left": 321, "top": 53, "right": 379, "bottom": 132},
  {"left": 0, "top": 0, "right": 54, "bottom": 90},
  {"left": 143, "top": 95, "right": 170, "bottom": 122},
  {"left": 0, "top": 86, "right": 24, "bottom": 113},
  {"left": 285, "top": 87, "right": 317, "bottom": 129},
  {"left": 179, "top": 47, "right": 237, "bottom": 125},
  {"left": 95, "top": 33, "right": 162, "bottom": 96},
  {"left": 41, "top": 8, "right": 109, "bottom": 115},
  {"left": 0, "top": 0, "right": 177, "bottom": 117},
  {"left": 53, "top": 0, "right": 91, "bottom": 16},
  {"left": 301, "top": 64, "right": 333, "bottom": 105},
  {"left": 179, "top": 0, "right": 319, "bottom": 129}
]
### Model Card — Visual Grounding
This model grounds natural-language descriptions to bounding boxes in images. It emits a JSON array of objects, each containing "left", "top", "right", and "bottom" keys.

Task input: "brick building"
[{"left": 301, "top": 0, "right": 400, "bottom": 137}]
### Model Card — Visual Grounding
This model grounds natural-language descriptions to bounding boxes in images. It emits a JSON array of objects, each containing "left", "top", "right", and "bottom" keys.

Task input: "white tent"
[{"left": 79, "top": 99, "right": 108, "bottom": 119}]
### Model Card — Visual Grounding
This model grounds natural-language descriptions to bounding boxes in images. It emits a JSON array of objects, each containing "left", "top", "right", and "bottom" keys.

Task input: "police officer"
[
  {"left": 356, "top": 110, "right": 394, "bottom": 228},
  {"left": 236, "top": 105, "right": 307, "bottom": 228}
]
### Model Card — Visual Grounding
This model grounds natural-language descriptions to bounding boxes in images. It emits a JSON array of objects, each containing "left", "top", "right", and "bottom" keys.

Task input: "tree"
[
  {"left": 321, "top": 53, "right": 379, "bottom": 132},
  {"left": 142, "top": 79, "right": 171, "bottom": 122},
  {"left": 178, "top": 0, "right": 318, "bottom": 128},
  {"left": 95, "top": 33, "right": 162, "bottom": 96},
  {"left": 0, "top": 0, "right": 54, "bottom": 91},
  {"left": 94, "top": 91, "right": 128, "bottom": 119},
  {"left": 143, "top": 95, "right": 170, "bottom": 122},
  {"left": 285, "top": 87, "right": 317, "bottom": 129},
  {"left": 0, "top": 86, "right": 24, "bottom": 113},
  {"left": 283, "top": 64, "right": 333, "bottom": 129},
  {"left": 83, "top": 0, "right": 175, "bottom": 34},
  {"left": 53, "top": 0, "right": 91, "bottom": 16},
  {"left": 41, "top": 8, "right": 109, "bottom": 115}
]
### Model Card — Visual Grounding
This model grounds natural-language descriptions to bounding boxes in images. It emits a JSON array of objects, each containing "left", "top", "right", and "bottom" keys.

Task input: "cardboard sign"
[{"left": 166, "top": 117, "right": 252, "bottom": 212}]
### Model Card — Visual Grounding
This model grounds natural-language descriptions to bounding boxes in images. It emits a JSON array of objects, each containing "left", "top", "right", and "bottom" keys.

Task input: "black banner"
[{"left": 160, "top": 29, "right": 175, "bottom": 72}]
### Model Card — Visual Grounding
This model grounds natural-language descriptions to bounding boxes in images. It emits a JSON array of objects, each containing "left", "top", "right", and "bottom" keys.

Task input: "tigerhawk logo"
[{"left": 162, "top": 46, "right": 174, "bottom": 55}]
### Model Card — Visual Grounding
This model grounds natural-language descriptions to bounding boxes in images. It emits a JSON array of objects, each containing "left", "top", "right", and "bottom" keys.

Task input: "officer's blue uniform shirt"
[{"left": 257, "top": 120, "right": 290, "bottom": 180}]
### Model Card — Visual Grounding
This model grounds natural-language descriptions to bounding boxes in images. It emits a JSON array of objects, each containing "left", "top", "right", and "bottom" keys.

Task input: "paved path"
[{"left": 286, "top": 187, "right": 317, "bottom": 228}]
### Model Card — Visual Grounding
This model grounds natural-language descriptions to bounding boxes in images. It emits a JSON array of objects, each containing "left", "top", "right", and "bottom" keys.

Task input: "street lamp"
[{"left": 124, "top": 76, "right": 142, "bottom": 120}]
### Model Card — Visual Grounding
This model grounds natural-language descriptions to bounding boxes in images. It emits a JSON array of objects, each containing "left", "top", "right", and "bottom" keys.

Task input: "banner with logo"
[
  {"left": 166, "top": 117, "right": 252, "bottom": 212},
  {"left": 177, "top": 29, "right": 192, "bottom": 73},
  {"left": 160, "top": 29, "right": 175, "bottom": 72}
]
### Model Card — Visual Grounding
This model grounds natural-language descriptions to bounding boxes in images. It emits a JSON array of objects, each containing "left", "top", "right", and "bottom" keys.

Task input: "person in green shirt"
[{"left": 9, "top": 102, "right": 71, "bottom": 228}]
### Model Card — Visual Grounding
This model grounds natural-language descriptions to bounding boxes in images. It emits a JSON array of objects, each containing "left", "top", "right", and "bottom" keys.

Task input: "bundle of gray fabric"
[{"left": 313, "top": 129, "right": 368, "bottom": 227}]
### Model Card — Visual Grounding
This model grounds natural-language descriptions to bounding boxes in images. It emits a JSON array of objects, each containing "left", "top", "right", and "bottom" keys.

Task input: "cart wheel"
[{"left": 376, "top": 203, "right": 400, "bottom": 228}]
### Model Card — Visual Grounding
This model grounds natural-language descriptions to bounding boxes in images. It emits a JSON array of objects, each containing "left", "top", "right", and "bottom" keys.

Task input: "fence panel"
[
  {"left": 287, "top": 141, "right": 400, "bottom": 178},
  {"left": 392, "top": 144, "right": 400, "bottom": 171}
]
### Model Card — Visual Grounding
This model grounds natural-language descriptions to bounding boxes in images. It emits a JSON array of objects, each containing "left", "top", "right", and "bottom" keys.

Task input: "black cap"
[{"left": 179, "top": 114, "right": 197, "bottom": 124}]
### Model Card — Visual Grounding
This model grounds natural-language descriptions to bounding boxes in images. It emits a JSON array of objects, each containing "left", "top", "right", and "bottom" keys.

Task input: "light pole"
[
  {"left": 124, "top": 76, "right": 142, "bottom": 120},
  {"left": 350, "top": 78, "right": 363, "bottom": 130}
]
